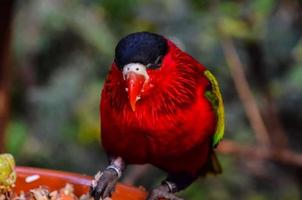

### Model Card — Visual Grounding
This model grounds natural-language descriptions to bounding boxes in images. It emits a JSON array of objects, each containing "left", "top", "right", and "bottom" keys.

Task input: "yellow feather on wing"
[{"left": 204, "top": 70, "right": 225, "bottom": 147}]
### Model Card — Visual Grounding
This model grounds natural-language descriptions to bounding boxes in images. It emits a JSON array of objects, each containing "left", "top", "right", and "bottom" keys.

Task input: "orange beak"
[{"left": 125, "top": 72, "right": 146, "bottom": 111}]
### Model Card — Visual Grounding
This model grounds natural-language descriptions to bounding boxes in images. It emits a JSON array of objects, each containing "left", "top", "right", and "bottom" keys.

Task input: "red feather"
[{"left": 100, "top": 40, "right": 216, "bottom": 176}]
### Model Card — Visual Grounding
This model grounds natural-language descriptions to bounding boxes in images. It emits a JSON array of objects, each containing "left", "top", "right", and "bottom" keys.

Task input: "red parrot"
[{"left": 90, "top": 32, "right": 225, "bottom": 200}]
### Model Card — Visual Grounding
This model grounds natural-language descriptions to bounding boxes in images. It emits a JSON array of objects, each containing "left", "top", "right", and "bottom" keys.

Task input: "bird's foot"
[
  {"left": 148, "top": 185, "right": 184, "bottom": 200},
  {"left": 89, "top": 168, "right": 119, "bottom": 200}
]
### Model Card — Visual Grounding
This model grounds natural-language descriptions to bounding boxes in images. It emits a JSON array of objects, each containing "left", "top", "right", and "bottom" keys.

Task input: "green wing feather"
[{"left": 204, "top": 70, "right": 225, "bottom": 147}]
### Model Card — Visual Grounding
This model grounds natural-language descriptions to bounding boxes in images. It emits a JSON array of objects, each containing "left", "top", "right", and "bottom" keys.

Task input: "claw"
[
  {"left": 89, "top": 169, "right": 119, "bottom": 200},
  {"left": 148, "top": 185, "right": 184, "bottom": 200}
]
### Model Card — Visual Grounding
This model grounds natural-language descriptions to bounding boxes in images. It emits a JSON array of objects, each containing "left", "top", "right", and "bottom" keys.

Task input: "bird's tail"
[{"left": 200, "top": 149, "right": 222, "bottom": 176}]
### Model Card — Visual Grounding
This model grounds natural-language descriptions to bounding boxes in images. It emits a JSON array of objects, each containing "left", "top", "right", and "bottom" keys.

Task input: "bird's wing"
[{"left": 204, "top": 70, "right": 225, "bottom": 147}]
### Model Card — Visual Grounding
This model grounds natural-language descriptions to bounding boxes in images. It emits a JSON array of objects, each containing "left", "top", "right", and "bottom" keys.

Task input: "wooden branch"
[
  {"left": 217, "top": 140, "right": 302, "bottom": 167},
  {"left": 0, "top": 0, "right": 15, "bottom": 152},
  {"left": 244, "top": 40, "right": 288, "bottom": 149},
  {"left": 220, "top": 37, "right": 271, "bottom": 147}
]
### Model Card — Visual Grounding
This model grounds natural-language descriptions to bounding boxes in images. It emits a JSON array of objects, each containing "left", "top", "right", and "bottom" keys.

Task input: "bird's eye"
[{"left": 146, "top": 56, "right": 163, "bottom": 69}]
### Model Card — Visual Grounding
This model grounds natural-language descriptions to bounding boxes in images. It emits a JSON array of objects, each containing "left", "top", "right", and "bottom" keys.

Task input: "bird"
[{"left": 90, "top": 31, "right": 225, "bottom": 200}]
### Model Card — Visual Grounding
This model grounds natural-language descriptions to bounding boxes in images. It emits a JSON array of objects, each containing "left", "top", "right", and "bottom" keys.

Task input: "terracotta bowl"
[{"left": 14, "top": 166, "right": 147, "bottom": 200}]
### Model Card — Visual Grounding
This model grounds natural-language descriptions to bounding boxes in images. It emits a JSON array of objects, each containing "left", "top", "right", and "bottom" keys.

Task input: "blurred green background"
[{"left": 1, "top": 0, "right": 302, "bottom": 199}]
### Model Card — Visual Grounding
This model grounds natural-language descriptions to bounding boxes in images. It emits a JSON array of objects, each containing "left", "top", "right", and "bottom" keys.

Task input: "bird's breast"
[{"left": 101, "top": 88, "right": 216, "bottom": 165}]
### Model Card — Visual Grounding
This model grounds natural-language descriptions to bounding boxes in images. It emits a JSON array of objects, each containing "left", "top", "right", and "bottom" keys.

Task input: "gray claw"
[
  {"left": 148, "top": 185, "right": 184, "bottom": 200},
  {"left": 90, "top": 169, "right": 118, "bottom": 200}
]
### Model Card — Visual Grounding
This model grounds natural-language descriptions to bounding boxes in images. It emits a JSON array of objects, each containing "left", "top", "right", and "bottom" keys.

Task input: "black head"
[{"left": 115, "top": 32, "right": 168, "bottom": 70}]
